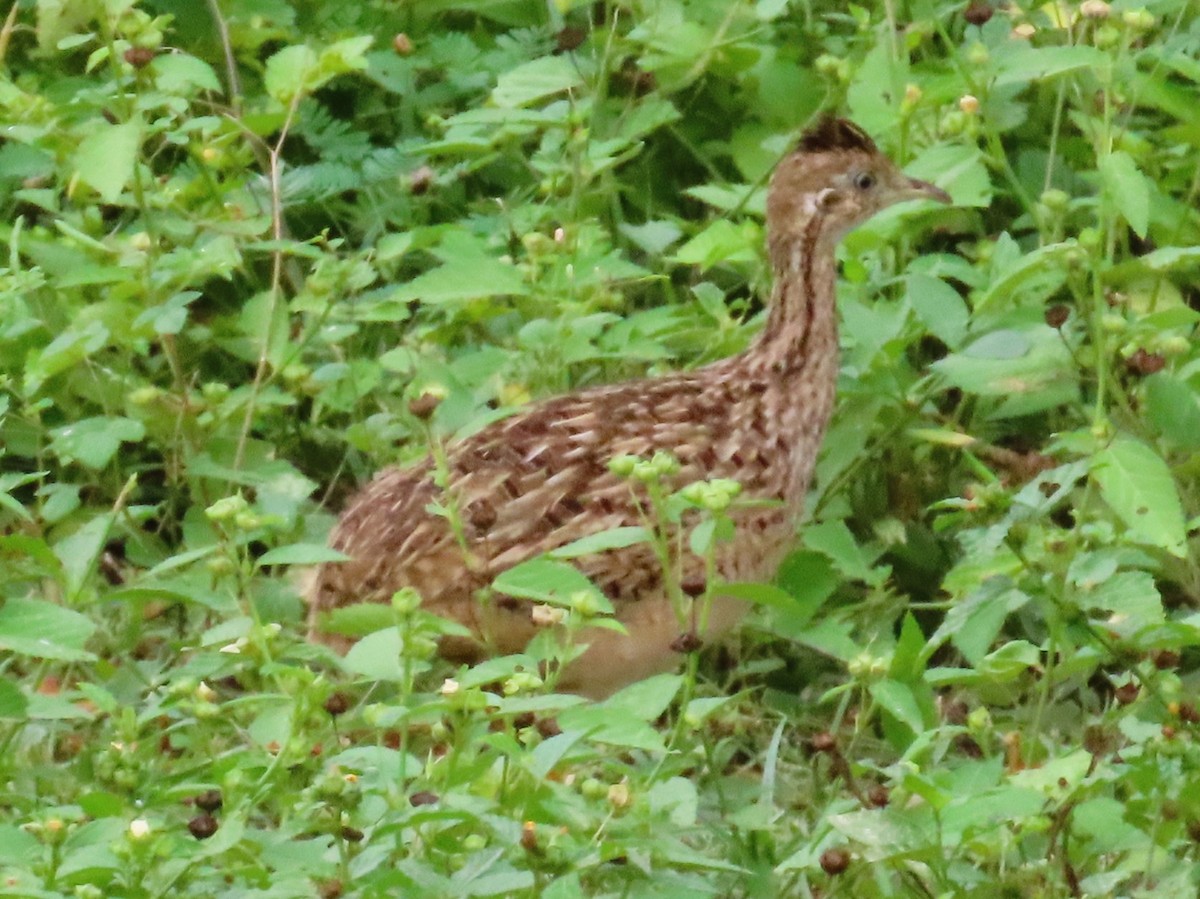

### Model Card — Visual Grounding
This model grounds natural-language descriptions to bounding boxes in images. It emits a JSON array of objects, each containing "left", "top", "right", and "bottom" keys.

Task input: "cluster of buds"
[
  {"left": 608, "top": 450, "right": 680, "bottom": 483},
  {"left": 678, "top": 478, "right": 741, "bottom": 514}
]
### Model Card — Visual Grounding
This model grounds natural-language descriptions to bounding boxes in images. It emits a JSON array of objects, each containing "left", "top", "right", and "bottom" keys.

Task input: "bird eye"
[{"left": 854, "top": 172, "right": 876, "bottom": 191}]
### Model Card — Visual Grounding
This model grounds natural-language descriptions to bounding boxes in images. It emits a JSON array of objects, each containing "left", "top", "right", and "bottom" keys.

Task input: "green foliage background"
[{"left": 1, "top": 0, "right": 1199, "bottom": 896}]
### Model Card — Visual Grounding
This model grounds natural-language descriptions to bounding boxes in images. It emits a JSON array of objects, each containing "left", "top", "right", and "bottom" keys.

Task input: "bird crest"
[{"left": 796, "top": 116, "right": 878, "bottom": 155}]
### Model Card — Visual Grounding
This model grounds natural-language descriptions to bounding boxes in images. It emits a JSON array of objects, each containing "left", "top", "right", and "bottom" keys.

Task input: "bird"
[{"left": 306, "top": 116, "right": 951, "bottom": 697}]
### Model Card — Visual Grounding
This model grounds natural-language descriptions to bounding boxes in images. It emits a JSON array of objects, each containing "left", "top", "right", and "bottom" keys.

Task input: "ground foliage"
[{"left": 1, "top": 0, "right": 1200, "bottom": 896}]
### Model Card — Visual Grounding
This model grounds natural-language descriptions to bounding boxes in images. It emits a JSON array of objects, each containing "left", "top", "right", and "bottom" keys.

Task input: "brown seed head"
[
  {"left": 124, "top": 47, "right": 155, "bottom": 69},
  {"left": 194, "top": 789, "right": 223, "bottom": 813},
  {"left": 820, "top": 847, "right": 851, "bottom": 875},
  {"left": 187, "top": 814, "right": 218, "bottom": 840},
  {"left": 963, "top": 1, "right": 993, "bottom": 25}
]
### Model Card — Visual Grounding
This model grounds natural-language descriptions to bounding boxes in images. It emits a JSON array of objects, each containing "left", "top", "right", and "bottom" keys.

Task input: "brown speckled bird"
[{"left": 307, "top": 117, "right": 950, "bottom": 697}]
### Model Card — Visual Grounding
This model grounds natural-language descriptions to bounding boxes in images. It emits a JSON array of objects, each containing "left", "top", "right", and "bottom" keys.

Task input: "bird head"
[{"left": 767, "top": 116, "right": 951, "bottom": 254}]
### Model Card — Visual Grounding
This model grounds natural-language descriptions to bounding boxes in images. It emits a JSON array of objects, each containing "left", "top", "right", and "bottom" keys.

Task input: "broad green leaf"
[
  {"left": 907, "top": 274, "right": 969, "bottom": 349},
  {"left": 548, "top": 526, "right": 651, "bottom": 559},
  {"left": 1099, "top": 151, "right": 1151, "bottom": 239},
  {"left": 342, "top": 627, "right": 425, "bottom": 681},
  {"left": 929, "top": 582, "right": 1030, "bottom": 666},
  {"left": 49, "top": 416, "right": 145, "bottom": 469},
  {"left": 264, "top": 45, "right": 319, "bottom": 104},
  {"left": 803, "top": 519, "right": 882, "bottom": 584},
  {"left": 931, "top": 324, "right": 1077, "bottom": 418},
  {"left": 1145, "top": 373, "right": 1200, "bottom": 449},
  {"left": 389, "top": 257, "right": 528, "bottom": 304},
  {"left": 672, "top": 219, "right": 760, "bottom": 268},
  {"left": 54, "top": 513, "right": 115, "bottom": 600},
  {"left": 975, "top": 240, "right": 1075, "bottom": 311},
  {"left": 601, "top": 673, "right": 683, "bottom": 721},
  {"left": 870, "top": 678, "right": 929, "bottom": 736},
  {"left": 904, "top": 144, "right": 991, "bottom": 208},
  {"left": 0, "top": 597, "right": 97, "bottom": 661},
  {"left": 1092, "top": 437, "right": 1187, "bottom": 557},
  {"left": 492, "top": 558, "right": 612, "bottom": 612},
  {"left": 492, "top": 56, "right": 583, "bottom": 107},
  {"left": 994, "top": 45, "right": 1107, "bottom": 86},
  {"left": 152, "top": 53, "right": 221, "bottom": 93},
  {"left": 263, "top": 38, "right": 373, "bottom": 105},
  {"left": 74, "top": 120, "right": 141, "bottom": 203},
  {"left": 256, "top": 543, "right": 350, "bottom": 567},
  {"left": 1140, "top": 245, "right": 1200, "bottom": 271},
  {"left": 1082, "top": 571, "right": 1164, "bottom": 634},
  {"left": 0, "top": 677, "right": 28, "bottom": 719},
  {"left": 976, "top": 640, "right": 1040, "bottom": 683},
  {"left": 320, "top": 602, "right": 400, "bottom": 638},
  {"left": 962, "top": 329, "right": 1029, "bottom": 360}
]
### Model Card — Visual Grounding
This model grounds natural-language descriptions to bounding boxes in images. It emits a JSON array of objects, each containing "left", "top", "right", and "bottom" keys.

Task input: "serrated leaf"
[
  {"left": 152, "top": 53, "right": 221, "bottom": 93},
  {"left": 0, "top": 598, "right": 97, "bottom": 661},
  {"left": 74, "top": 120, "right": 141, "bottom": 203},
  {"left": 49, "top": 416, "right": 145, "bottom": 469},
  {"left": 264, "top": 45, "right": 319, "bottom": 104},
  {"left": 931, "top": 325, "right": 1077, "bottom": 417},
  {"left": 672, "top": 219, "right": 760, "bottom": 268},
  {"left": 492, "top": 56, "right": 583, "bottom": 108},
  {"left": 1082, "top": 570, "right": 1163, "bottom": 634},
  {"left": 54, "top": 513, "right": 115, "bottom": 600},
  {"left": 1091, "top": 438, "right": 1187, "bottom": 557},
  {"left": 1145, "top": 374, "right": 1200, "bottom": 449},
  {"left": 1100, "top": 151, "right": 1151, "bottom": 239},
  {"left": 994, "top": 45, "right": 1107, "bottom": 86},
  {"left": 907, "top": 274, "right": 969, "bottom": 348},
  {"left": 389, "top": 257, "right": 528, "bottom": 304}
]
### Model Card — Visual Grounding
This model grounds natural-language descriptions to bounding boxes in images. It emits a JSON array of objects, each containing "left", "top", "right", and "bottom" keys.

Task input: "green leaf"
[
  {"left": 151, "top": 53, "right": 222, "bottom": 93},
  {"left": 672, "top": 219, "right": 760, "bottom": 268},
  {"left": 548, "top": 526, "right": 651, "bottom": 559},
  {"left": 264, "top": 45, "right": 319, "bottom": 104},
  {"left": 803, "top": 520, "right": 883, "bottom": 585},
  {"left": 994, "top": 45, "right": 1107, "bottom": 86},
  {"left": 1145, "top": 373, "right": 1200, "bottom": 449},
  {"left": 256, "top": 543, "right": 351, "bottom": 567},
  {"left": 869, "top": 679, "right": 927, "bottom": 736},
  {"left": 0, "top": 597, "right": 97, "bottom": 661},
  {"left": 49, "top": 416, "right": 145, "bottom": 469},
  {"left": 74, "top": 120, "right": 141, "bottom": 203},
  {"left": 931, "top": 325, "right": 1077, "bottom": 417},
  {"left": 904, "top": 144, "right": 992, "bottom": 208},
  {"left": 907, "top": 274, "right": 969, "bottom": 349},
  {"left": 492, "top": 558, "right": 612, "bottom": 613},
  {"left": 341, "top": 628, "right": 418, "bottom": 681},
  {"left": 389, "top": 257, "right": 528, "bottom": 305},
  {"left": 54, "top": 513, "right": 115, "bottom": 600},
  {"left": 1099, "top": 151, "right": 1151, "bottom": 239},
  {"left": 1082, "top": 571, "right": 1164, "bottom": 635},
  {"left": 1091, "top": 437, "right": 1187, "bottom": 557},
  {"left": 0, "top": 676, "right": 28, "bottom": 719},
  {"left": 492, "top": 55, "right": 584, "bottom": 107}
]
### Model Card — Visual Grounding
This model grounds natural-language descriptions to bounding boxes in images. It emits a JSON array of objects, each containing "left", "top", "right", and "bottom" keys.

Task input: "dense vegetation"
[{"left": 2, "top": 0, "right": 1199, "bottom": 895}]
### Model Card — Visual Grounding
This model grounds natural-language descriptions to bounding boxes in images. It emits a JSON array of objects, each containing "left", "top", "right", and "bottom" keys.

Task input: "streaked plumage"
[{"left": 307, "top": 117, "right": 950, "bottom": 697}]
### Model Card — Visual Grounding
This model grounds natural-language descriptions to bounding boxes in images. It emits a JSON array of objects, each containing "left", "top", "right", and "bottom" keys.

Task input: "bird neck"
[{"left": 751, "top": 219, "right": 840, "bottom": 372}]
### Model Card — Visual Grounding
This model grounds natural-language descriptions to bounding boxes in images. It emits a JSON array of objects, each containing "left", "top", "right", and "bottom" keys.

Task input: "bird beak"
[{"left": 902, "top": 176, "right": 952, "bottom": 204}]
